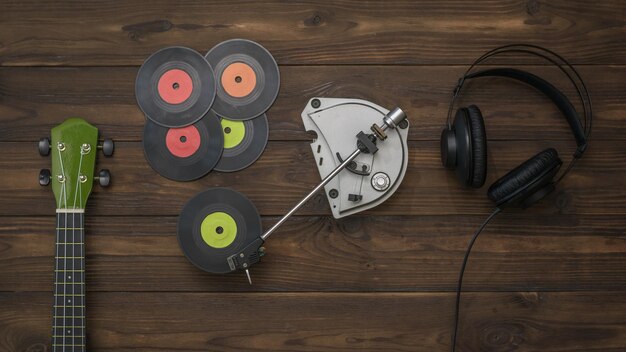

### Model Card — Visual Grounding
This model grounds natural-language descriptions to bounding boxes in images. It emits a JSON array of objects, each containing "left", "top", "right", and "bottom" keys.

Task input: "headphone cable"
[{"left": 451, "top": 207, "right": 502, "bottom": 352}]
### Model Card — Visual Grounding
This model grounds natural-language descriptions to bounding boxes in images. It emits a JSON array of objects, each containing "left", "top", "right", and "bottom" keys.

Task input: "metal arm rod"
[{"left": 261, "top": 148, "right": 362, "bottom": 240}]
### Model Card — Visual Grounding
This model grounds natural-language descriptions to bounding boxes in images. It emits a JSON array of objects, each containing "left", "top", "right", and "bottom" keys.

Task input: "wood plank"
[
  {"left": 0, "top": 140, "right": 623, "bottom": 216},
  {"left": 1, "top": 214, "right": 624, "bottom": 292},
  {"left": 0, "top": 291, "right": 624, "bottom": 351},
  {"left": 1, "top": 1, "right": 625, "bottom": 66},
  {"left": 0, "top": 65, "right": 622, "bottom": 141}
]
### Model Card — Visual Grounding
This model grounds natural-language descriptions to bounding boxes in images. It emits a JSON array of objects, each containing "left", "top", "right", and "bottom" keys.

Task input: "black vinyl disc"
[
  {"left": 215, "top": 113, "right": 269, "bottom": 172},
  {"left": 177, "top": 188, "right": 262, "bottom": 274},
  {"left": 143, "top": 111, "right": 224, "bottom": 181},
  {"left": 205, "top": 39, "right": 280, "bottom": 120},
  {"left": 136, "top": 46, "right": 216, "bottom": 128}
]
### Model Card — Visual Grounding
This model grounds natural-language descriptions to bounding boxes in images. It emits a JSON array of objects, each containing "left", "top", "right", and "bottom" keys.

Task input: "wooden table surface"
[{"left": 1, "top": 1, "right": 625, "bottom": 351}]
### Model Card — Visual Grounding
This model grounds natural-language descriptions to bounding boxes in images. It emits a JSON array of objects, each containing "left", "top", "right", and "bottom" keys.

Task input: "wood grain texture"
[
  {"left": 0, "top": 65, "right": 623, "bottom": 142},
  {"left": 1, "top": 1, "right": 625, "bottom": 351},
  {"left": 1, "top": 292, "right": 625, "bottom": 352},
  {"left": 0, "top": 1, "right": 625, "bottom": 66},
  {"left": 0, "top": 140, "right": 622, "bottom": 216},
  {"left": 0, "top": 215, "right": 624, "bottom": 292}
]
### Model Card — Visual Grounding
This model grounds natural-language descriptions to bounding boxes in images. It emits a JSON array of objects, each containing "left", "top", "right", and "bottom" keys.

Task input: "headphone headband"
[
  {"left": 465, "top": 68, "right": 587, "bottom": 155},
  {"left": 446, "top": 44, "right": 592, "bottom": 160}
]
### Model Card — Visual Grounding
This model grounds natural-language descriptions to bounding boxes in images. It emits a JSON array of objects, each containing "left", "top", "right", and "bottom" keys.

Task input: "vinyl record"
[
  {"left": 136, "top": 46, "right": 216, "bottom": 128},
  {"left": 177, "top": 188, "right": 262, "bottom": 274},
  {"left": 143, "top": 111, "right": 223, "bottom": 181},
  {"left": 215, "top": 113, "right": 269, "bottom": 172},
  {"left": 205, "top": 39, "right": 280, "bottom": 120}
]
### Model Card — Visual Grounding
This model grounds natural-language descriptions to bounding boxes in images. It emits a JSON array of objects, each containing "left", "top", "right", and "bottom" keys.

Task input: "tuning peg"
[
  {"left": 98, "top": 138, "right": 114, "bottom": 157},
  {"left": 94, "top": 169, "right": 111, "bottom": 187},
  {"left": 39, "top": 169, "right": 51, "bottom": 186},
  {"left": 38, "top": 137, "right": 51, "bottom": 156}
]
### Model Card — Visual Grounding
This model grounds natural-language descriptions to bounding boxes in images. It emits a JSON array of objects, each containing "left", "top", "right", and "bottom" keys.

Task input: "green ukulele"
[{"left": 39, "top": 118, "right": 114, "bottom": 352}]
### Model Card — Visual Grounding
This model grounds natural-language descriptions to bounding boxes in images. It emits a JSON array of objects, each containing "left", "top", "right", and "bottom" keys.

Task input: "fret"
[
  {"left": 54, "top": 293, "right": 85, "bottom": 296},
  {"left": 53, "top": 321, "right": 85, "bottom": 329},
  {"left": 54, "top": 262, "right": 85, "bottom": 271},
  {"left": 54, "top": 317, "right": 85, "bottom": 320},
  {"left": 53, "top": 211, "right": 86, "bottom": 352}
]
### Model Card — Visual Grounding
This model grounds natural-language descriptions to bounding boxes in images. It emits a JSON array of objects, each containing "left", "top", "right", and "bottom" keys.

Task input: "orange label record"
[{"left": 221, "top": 62, "right": 257, "bottom": 98}]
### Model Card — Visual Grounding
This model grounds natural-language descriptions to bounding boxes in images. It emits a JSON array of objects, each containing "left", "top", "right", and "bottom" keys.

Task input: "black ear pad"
[
  {"left": 440, "top": 127, "right": 457, "bottom": 169},
  {"left": 488, "top": 148, "right": 563, "bottom": 207},
  {"left": 444, "top": 106, "right": 488, "bottom": 188},
  {"left": 448, "top": 108, "right": 472, "bottom": 186},
  {"left": 465, "top": 105, "right": 488, "bottom": 188}
]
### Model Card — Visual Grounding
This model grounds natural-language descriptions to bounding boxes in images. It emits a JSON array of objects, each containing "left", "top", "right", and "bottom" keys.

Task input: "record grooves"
[
  {"left": 206, "top": 39, "right": 280, "bottom": 121},
  {"left": 136, "top": 46, "right": 217, "bottom": 128},
  {"left": 215, "top": 113, "right": 269, "bottom": 172},
  {"left": 177, "top": 188, "right": 262, "bottom": 274},
  {"left": 143, "top": 111, "right": 224, "bottom": 181}
]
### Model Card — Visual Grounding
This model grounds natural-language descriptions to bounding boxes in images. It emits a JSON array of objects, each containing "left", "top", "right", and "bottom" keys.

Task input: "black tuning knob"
[
  {"left": 99, "top": 138, "right": 114, "bottom": 157},
  {"left": 95, "top": 169, "right": 111, "bottom": 187},
  {"left": 39, "top": 137, "right": 51, "bottom": 156},
  {"left": 39, "top": 169, "right": 51, "bottom": 186}
]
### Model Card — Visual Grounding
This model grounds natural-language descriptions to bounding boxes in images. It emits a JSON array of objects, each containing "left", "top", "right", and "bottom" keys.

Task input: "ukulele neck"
[{"left": 52, "top": 209, "right": 86, "bottom": 352}]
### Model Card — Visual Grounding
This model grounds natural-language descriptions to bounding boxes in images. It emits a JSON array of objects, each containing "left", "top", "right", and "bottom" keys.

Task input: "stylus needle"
[{"left": 245, "top": 269, "right": 252, "bottom": 285}]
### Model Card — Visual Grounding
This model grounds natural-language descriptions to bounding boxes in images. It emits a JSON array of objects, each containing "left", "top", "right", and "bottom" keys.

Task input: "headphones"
[{"left": 440, "top": 44, "right": 593, "bottom": 208}]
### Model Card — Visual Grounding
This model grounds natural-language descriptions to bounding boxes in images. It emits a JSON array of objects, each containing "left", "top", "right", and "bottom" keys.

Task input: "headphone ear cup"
[
  {"left": 466, "top": 105, "right": 487, "bottom": 188},
  {"left": 487, "top": 148, "right": 563, "bottom": 207}
]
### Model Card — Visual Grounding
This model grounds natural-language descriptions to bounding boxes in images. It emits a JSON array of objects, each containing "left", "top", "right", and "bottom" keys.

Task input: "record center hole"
[
  {"left": 235, "top": 76, "right": 242, "bottom": 83},
  {"left": 215, "top": 226, "right": 224, "bottom": 234},
  {"left": 224, "top": 127, "right": 232, "bottom": 134},
  {"left": 180, "top": 136, "right": 187, "bottom": 143},
  {"left": 172, "top": 82, "right": 180, "bottom": 90}
]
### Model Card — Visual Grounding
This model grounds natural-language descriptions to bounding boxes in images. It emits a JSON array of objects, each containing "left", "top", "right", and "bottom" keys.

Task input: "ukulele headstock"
[{"left": 39, "top": 118, "right": 114, "bottom": 210}]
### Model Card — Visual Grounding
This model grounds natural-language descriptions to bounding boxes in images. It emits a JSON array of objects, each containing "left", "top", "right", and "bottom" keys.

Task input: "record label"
[
  {"left": 158, "top": 69, "right": 194, "bottom": 104},
  {"left": 221, "top": 62, "right": 257, "bottom": 98},
  {"left": 221, "top": 119, "right": 246, "bottom": 149},
  {"left": 200, "top": 211, "right": 237, "bottom": 249},
  {"left": 165, "top": 125, "right": 201, "bottom": 158}
]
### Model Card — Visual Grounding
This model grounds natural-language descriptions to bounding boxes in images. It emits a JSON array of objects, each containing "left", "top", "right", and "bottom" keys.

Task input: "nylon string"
[{"left": 70, "top": 150, "right": 85, "bottom": 352}]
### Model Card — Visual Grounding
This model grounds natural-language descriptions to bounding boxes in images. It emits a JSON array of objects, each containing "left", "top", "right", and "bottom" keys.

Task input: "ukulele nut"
[
  {"left": 57, "top": 174, "right": 65, "bottom": 183},
  {"left": 79, "top": 174, "right": 88, "bottom": 183},
  {"left": 81, "top": 143, "right": 91, "bottom": 154},
  {"left": 57, "top": 142, "right": 66, "bottom": 151}
]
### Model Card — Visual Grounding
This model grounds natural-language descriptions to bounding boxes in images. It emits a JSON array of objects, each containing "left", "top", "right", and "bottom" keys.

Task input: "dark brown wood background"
[{"left": 1, "top": 1, "right": 625, "bottom": 351}]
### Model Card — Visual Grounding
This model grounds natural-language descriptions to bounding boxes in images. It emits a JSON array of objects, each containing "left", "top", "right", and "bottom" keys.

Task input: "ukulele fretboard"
[{"left": 52, "top": 210, "right": 86, "bottom": 352}]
